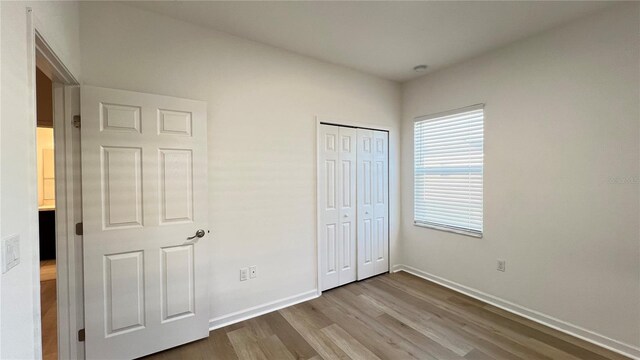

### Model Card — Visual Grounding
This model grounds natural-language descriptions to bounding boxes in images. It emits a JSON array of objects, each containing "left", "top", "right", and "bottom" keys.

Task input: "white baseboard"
[
  {"left": 391, "top": 264, "right": 640, "bottom": 360},
  {"left": 209, "top": 289, "right": 320, "bottom": 330}
]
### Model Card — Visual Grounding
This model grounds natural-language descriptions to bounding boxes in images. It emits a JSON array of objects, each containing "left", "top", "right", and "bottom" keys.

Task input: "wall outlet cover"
[
  {"left": 249, "top": 265, "right": 257, "bottom": 279},
  {"left": 2, "top": 234, "right": 20, "bottom": 274},
  {"left": 240, "top": 267, "right": 248, "bottom": 281}
]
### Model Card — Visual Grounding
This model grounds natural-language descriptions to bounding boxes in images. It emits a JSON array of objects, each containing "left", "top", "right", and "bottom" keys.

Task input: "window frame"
[{"left": 413, "top": 104, "right": 485, "bottom": 238}]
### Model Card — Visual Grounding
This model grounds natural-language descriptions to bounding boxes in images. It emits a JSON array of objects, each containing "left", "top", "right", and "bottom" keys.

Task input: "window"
[{"left": 414, "top": 105, "right": 484, "bottom": 237}]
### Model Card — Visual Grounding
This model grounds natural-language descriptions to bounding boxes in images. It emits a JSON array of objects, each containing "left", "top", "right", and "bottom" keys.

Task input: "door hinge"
[
  {"left": 75, "top": 222, "right": 83, "bottom": 236},
  {"left": 78, "top": 328, "right": 85, "bottom": 342},
  {"left": 73, "top": 115, "right": 81, "bottom": 128}
]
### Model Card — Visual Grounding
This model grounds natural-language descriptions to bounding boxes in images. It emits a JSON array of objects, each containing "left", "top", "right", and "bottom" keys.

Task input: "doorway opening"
[{"left": 36, "top": 64, "right": 58, "bottom": 360}]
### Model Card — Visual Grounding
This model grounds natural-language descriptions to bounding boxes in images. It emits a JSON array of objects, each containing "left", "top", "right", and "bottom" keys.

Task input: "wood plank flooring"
[
  {"left": 41, "top": 279, "right": 58, "bottom": 360},
  {"left": 142, "top": 272, "right": 629, "bottom": 360},
  {"left": 40, "top": 260, "right": 58, "bottom": 360},
  {"left": 40, "top": 259, "right": 57, "bottom": 281}
]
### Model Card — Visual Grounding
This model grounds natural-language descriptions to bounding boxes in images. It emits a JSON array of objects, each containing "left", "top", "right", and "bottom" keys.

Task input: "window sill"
[{"left": 414, "top": 222, "right": 483, "bottom": 238}]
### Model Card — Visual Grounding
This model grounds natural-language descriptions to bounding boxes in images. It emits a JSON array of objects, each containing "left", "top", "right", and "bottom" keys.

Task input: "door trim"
[
  {"left": 27, "top": 7, "right": 82, "bottom": 359},
  {"left": 52, "top": 85, "right": 82, "bottom": 360},
  {"left": 315, "top": 116, "right": 391, "bottom": 294}
]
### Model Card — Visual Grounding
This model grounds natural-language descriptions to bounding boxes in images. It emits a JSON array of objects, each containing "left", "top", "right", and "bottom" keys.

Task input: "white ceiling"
[{"left": 126, "top": 1, "right": 614, "bottom": 82}]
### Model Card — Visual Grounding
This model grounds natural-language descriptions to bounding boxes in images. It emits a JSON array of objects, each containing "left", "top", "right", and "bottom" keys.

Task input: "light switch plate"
[{"left": 2, "top": 234, "right": 20, "bottom": 273}]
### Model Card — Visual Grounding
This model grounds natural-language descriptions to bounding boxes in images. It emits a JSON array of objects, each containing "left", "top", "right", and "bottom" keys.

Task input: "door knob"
[
  {"left": 187, "top": 229, "right": 206, "bottom": 241},
  {"left": 343, "top": 214, "right": 348, "bottom": 218}
]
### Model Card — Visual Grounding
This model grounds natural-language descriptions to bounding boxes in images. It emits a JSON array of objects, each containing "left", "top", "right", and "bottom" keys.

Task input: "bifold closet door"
[
  {"left": 319, "top": 125, "right": 357, "bottom": 291},
  {"left": 357, "top": 129, "right": 389, "bottom": 280}
]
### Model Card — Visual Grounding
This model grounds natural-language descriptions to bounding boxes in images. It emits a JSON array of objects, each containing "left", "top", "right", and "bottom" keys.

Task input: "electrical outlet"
[
  {"left": 2, "top": 234, "right": 20, "bottom": 274},
  {"left": 249, "top": 266, "right": 257, "bottom": 279},
  {"left": 497, "top": 259, "right": 506, "bottom": 272},
  {"left": 240, "top": 267, "right": 248, "bottom": 281}
]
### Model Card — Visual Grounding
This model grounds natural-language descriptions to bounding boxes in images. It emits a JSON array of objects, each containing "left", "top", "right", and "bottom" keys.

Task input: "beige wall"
[
  {"left": 400, "top": 3, "right": 640, "bottom": 353},
  {"left": 79, "top": 1, "right": 401, "bottom": 323},
  {"left": 36, "top": 69, "right": 53, "bottom": 127}
]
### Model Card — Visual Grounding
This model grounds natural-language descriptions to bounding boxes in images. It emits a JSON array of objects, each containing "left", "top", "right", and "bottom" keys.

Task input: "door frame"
[
  {"left": 315, "top": 116, "right": 391, "bottom": 294},
  {"left": 27, "top": 8, "right": 82, "bottom": 359}
]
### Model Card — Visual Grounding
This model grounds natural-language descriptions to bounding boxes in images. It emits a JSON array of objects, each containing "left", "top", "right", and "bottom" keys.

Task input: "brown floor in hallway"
[
  {"left": 40, "top": 259, "right": 57, "bottom": 281},
  {"left": 41, "top": 261, "right": 57, "bottom": 360},
  {"left": 142, "top": 271, "right": 629, "bottom": 360}
]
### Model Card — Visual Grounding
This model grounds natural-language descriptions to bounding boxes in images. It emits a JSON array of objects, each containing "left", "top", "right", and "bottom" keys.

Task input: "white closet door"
[
  {"left": 372, "top": 131, "right": 389, "bottom": 274},
  {"left": 357, "top": 129, "right": 389, "bottom": 280},
  {"left": 319, "top": 125, "right": 357, "bottom": 291}
]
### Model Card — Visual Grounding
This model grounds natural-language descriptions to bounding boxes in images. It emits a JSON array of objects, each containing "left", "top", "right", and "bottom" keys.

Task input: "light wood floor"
[
  {"left": 40, "top": 260, "right": 58, "bottom": 360},
  {"left": 41, "top": 259, "right": 57, "bottom": 281},
  {"left": 142, "top": 272, "right": 629, "bottom": 360}
]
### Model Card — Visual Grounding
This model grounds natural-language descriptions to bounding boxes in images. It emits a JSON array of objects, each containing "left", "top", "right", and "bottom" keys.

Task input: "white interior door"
[
  {"left": 357, "top": 129, "right": 389, "bottom": 280},
  {"left": 81, "top": 86, "right": 209, "bottom": 359},
  {"left": 319, "top": 124, "right": 357, "bottom": 291}
]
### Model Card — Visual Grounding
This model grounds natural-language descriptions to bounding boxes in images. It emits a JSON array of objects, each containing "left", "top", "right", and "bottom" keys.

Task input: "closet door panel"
[
  {"left": 373, "top": 131, "right": 389, "bottom": 274},
  {"left": 357, "top": 129, "right": 389, "bottom": 280},
  {"left": 357, "top": 129, "right": 375, "bottom": 280},
  {"left": 319, "top": 125, "right": 341, "bottom": 290},
  {"left": 338, "top": 127, "right": 357, "bottom": 286}
]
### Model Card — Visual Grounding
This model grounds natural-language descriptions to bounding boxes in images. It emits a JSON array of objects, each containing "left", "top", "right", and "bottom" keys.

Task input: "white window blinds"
[{"left": 414, "top": 105, "right": 484, "bottom": 236}]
